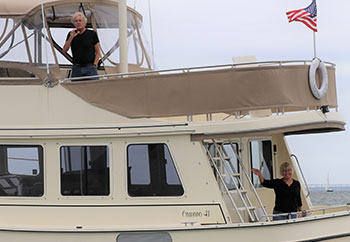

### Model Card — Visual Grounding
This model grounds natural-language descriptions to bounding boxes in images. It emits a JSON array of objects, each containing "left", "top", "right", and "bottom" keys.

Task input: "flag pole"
[{"left": 313, "top": 31, "right": 317, "bottom": 58}]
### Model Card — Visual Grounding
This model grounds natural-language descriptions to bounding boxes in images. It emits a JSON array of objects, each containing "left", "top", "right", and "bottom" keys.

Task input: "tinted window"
[
  {"left": 60, "top": 146, "right": 109, "bottom": 196},
  {"left": 127, "top": 144, "right": 183, "bottom": 197},
  {"left": 0, "top": 145, "right": 43, "bottom": 196}
]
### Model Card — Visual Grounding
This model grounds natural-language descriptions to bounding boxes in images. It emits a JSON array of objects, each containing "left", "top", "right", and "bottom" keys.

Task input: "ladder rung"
[
  {"left": 222, "top": 173, "right": 239, "bottom": 177},
  {"left": 207, "top": 139, "right": 269, "bottom": 223},
  {"left": 240, "top": 189, "right": 247, "bottom": 194},
  {"left": 237, "top": 206, "right": 256, "bottom": 211},
  {"left": 229, "top": 189, "right": 248, "bottom": 195},
  {"left": 212, "top": 156, "right": 231, "bottom": 161}
]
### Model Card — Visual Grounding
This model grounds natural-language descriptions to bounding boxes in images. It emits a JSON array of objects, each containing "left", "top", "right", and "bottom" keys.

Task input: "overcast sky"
[{"left": 130, "top": 0, "right": 350, "bottom": 184}]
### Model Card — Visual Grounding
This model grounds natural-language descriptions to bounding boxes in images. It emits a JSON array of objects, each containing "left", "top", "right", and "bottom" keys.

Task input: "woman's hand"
[
  {"left": 252, "top": 168, "right": 265, "bottom": 183},
  {"left": 252, "top": 168, "right": 261, "bottom": 176}
]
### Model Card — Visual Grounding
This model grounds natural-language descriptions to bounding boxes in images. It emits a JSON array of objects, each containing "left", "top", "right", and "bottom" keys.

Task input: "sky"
[{"left": 130, "top": 0, "right": 350, "bottom": 185}]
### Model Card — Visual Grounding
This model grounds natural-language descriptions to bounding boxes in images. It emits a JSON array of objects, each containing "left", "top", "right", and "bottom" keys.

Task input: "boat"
[
  {"left": 0, "top": 0, "right": 348, "bottom": 241},
  {"left": 326, "top": 174, "right": 334, "bottom": 192}
]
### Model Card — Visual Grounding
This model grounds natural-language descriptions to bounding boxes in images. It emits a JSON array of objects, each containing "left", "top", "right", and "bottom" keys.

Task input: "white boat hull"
[{"left": 0, "top": 213, "right": 349, "bottom": 242}]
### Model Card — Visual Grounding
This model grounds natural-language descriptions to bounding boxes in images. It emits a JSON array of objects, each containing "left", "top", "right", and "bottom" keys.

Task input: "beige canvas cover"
[
  {"left": 0, "top": 0, "right": 120, "bottom": 16},
  {"left": 62, "top": 64, "right": 337, "bottom": 118}
]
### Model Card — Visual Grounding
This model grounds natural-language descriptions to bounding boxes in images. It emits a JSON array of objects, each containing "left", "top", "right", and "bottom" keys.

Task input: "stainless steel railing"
[
  {"left": 291, "top": 154, "right": 311, "bottom": 198},
  {"left": 258, "top": 205, "right": 350, "bottom": 222},
  {"left": 60, "top": 59, "right": 336, "bottom": 83}
]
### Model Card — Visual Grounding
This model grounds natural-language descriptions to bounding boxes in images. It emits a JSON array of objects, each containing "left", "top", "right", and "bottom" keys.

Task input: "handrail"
[
  {"left": 213, "top": 141, "right": 257, "bottom": 222},
  {"left": 291, "top": 154, "right": 311, "bottom": 197},
  {"left": 60, "top": 59, "right": 336, "bottom": 83},
  {"left": 259, "top": 205, "right": 350, "bottom": 221},
  {"left": 228, "top": 141, "right": 270, "bottom": 222},
  {"left": 203, "top": 142, "right": 245, "bottom": 223}
]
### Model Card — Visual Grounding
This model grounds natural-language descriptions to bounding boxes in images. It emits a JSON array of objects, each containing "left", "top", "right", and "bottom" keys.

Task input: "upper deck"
[{"left": 0, "top": 0, "right": 344, "bottom": 137}]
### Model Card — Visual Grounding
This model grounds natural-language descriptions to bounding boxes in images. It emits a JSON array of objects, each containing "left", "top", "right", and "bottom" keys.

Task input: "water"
[{"left": 310, "top": 190, "right": 350, "bottom": 206}]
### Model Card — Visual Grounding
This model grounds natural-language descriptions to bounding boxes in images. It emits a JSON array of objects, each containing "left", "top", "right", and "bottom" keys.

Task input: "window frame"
[
  {"left": 0, "top": 143, "right": 45, "bottom": 198},
  {"left": 58, "top": 143, "right": 112, "bottom": 198},
  {"left": 248, "top": 138, "right": 274, "bottom": 188},
  {"left": 126, "top": 142, "right": 184, "bottom": 198}
]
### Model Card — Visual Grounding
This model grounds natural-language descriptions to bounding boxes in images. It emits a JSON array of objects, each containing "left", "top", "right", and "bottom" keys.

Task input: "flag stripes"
[{"left": 286, "top": 0, "right": 317, "bottom": 32}]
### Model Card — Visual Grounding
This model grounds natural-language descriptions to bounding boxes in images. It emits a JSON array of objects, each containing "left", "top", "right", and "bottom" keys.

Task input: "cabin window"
[
  {"left": 60, "top": 146, "right": 109, "bottom": 196},
  {"left": 0, "top": 145, "right": 43, "bottom": 197},
  {"left": 127, "top": 143, "right": 184, "bottom": 197},
  {"left": 250, "top": 140, "right": 273, "bottom": 187}
]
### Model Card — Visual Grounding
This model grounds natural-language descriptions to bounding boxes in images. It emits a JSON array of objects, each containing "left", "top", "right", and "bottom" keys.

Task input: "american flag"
[{"left": 286, "top": 0, "right": 317, "bottom": 32}]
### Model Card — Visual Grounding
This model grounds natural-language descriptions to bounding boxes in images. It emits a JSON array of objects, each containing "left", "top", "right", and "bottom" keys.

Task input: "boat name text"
[{"left": 182, "top": 210, "right": 210, "bottom": 217}]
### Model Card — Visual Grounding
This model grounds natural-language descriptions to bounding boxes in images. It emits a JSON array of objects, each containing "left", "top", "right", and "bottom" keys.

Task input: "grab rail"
[
  {"left": 60, "top": 59, "right": 336, "bottom": 83},
  {"left": 259, "top": 205, "right": 350, "bottom": 221},
  {"left": 291, "top": 154, "right": 311, "bottom": 197}
]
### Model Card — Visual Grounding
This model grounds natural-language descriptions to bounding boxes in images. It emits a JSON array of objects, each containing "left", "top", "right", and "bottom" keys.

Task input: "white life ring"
[{"left": 308, "top": 58, "right": 328, "bottom": 100}]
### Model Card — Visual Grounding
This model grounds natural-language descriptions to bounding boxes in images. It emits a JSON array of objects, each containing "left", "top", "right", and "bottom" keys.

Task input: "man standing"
[{"left": 63, "top": 12, "right": 101, "bottom": 80}]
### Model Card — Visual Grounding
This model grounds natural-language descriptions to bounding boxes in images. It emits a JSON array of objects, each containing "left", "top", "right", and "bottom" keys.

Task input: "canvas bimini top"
[
  {"left": 0, "top": 0, "right": 140, "bottom": 17},
  {"left": 0, "top": 0, "right": 152, "bottom": 84}
]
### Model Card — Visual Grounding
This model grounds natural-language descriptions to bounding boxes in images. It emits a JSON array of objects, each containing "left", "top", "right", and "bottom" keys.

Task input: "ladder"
[{"left": 204, "top": 139, "right": 270, "bottom": 223}]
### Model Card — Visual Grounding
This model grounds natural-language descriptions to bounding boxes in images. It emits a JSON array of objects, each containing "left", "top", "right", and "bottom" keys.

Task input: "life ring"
[{"left": 308, "top": 58, "right": 328, "bottom": 100}]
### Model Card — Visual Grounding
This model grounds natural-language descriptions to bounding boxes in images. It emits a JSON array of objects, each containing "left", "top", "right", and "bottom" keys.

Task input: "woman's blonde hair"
[
  {"left": 72, "top": 12, "right": 87, "bottom": 24},
  {"left": 280, "top": 162, "right": 293, "bottom": 174}
]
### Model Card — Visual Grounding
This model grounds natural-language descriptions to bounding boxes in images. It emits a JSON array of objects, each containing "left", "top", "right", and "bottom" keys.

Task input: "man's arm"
[
  {"left": 63, "top": 30, "right": 78, "bottom": 53},
  {"left": 94, "top": 43, "right": 101, "bottom": 66}
]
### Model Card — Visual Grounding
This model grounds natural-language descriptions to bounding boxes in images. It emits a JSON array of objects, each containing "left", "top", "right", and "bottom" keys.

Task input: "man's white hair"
[{"left": 72, "top": 12, "right": 87, "bottom": 23}]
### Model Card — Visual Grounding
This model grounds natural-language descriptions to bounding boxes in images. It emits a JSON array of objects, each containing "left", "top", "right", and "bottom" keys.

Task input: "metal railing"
[
  {"left": 291, "top": 154, "right": 311, "bottom": 197},
  {"left": 258, "top": 205, "right": 350, "bottom": 222},
  {"left": 60, "top": 60, "right": 336, "bottom": 83}
]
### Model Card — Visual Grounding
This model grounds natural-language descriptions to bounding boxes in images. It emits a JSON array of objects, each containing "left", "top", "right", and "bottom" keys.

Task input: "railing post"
[{"left": 118, "top": 0, "right": 128, "bottom": 73}]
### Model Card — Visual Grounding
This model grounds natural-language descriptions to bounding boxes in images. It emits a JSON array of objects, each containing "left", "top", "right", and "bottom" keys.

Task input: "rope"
[
  {"left": 133, "top": 0, "right": 155, "bottom": 69},
  {"left": 0, "top": 18, "right": 9, "bottom": 42},
  {"left": 90, "top": 9, "right": 119, "bottom": 66},
  {"left": 0, "top": 21, "right": 16, "bottom": 59}
]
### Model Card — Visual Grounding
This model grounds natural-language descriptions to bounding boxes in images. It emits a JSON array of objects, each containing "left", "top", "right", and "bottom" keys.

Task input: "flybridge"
[
  {"left": 0, "top": 0, "right": 153, "bottom": 84},
  {"left": 0, "top": 0, "right": 338, "bottom": 122}
]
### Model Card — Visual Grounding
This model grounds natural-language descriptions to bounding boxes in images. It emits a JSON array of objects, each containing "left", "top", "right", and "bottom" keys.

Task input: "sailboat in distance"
[{"left": 326, "top": 174, "right": 334, "bottom": 192}]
